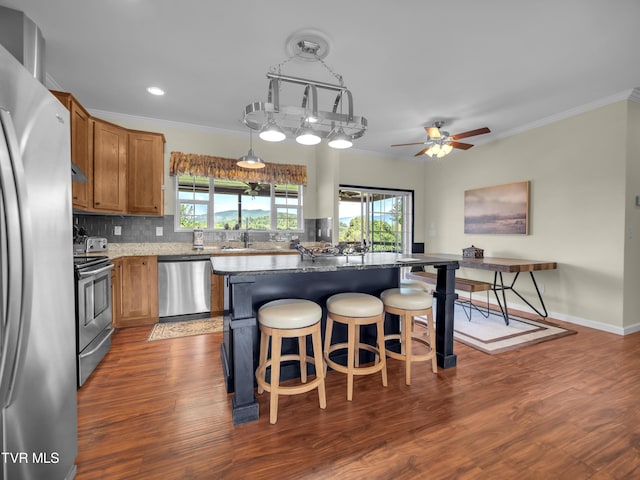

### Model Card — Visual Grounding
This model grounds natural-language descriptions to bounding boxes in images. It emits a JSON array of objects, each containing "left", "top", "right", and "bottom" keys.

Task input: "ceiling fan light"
[
  {"left": 426, "top": 144, "right": 440, "bottom": 157},
  {"left": 259, "top": 120, "right": 286, "bottom": 142},
  {"left": 296, "top": 126, "right": 321, "bottom": 145},
  {"left": 328, "top": 128, "right": 353, "bottom": 149}
]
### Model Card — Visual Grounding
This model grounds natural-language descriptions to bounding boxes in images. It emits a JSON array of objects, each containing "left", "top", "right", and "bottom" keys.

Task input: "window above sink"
[{"left": 175, "top": 176, "right": 303, "bottom": 233}]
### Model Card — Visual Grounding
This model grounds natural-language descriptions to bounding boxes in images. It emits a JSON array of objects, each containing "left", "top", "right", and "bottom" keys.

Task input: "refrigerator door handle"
[{"left": 0, "top": 108, "right": 34, "bottom": 408}]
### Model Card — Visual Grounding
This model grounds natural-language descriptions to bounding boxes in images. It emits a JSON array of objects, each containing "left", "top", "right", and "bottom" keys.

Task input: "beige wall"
[
  {"left": 424, "top": 101, "right": 636, "bottom": 334},
  {"left": 624, "top": 100, "right": 640, "bottom": 330},
  {"left": 95, "top": 99, "right": 639, "bottom": 334}
]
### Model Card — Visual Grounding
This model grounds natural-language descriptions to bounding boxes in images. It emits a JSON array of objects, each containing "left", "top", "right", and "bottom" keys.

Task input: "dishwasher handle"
[{"left": 157, "top": 254, "right": 209, "bottom": 262}]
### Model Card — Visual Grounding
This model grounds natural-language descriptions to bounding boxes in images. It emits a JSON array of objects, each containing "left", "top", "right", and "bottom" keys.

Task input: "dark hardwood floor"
[{"left": 76, "top": 312, "right": 640, "bottom": 479}]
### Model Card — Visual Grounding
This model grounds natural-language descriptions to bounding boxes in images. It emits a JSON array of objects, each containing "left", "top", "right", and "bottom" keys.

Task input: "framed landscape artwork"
[{"left": 464, "top": 181, "right": 529, "bottom": 235}]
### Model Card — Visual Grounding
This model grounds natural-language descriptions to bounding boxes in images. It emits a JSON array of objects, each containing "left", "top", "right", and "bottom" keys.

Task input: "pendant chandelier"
[
  {"left": 242, "top": 31, "right": 367, "bottom": 150},
  {"left": 237, "top": 129, "right": 265, "bottom": 169}
]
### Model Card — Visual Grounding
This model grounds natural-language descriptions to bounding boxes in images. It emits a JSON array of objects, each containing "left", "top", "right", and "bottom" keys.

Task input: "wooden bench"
[{"left": 406, "top": 271, "right": 492, "bottom": 320}]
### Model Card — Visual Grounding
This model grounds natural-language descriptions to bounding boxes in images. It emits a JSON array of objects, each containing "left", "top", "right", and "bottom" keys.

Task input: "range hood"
[
  {"left": 0, "top": 5, "right": 88, "bottom": 183},
  {"left": 71, "top": 162, "right": 88, "bottom": 183}
]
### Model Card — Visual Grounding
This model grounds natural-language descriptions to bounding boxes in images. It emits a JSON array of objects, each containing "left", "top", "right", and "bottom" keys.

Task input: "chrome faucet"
[{"left": 242, "top": 231, "right": 252, "bottom": 248}]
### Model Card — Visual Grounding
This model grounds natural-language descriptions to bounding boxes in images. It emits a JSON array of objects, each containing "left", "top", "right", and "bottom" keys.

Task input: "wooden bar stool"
[
  {"left": 256, "top": 299, "right": 326, "bottom": 424},
  {"left": 324, "top": 292, "right": 387, "bottom": 401},
  {"left": 381, "top": 287, "right": 437, "bottom": 385}
]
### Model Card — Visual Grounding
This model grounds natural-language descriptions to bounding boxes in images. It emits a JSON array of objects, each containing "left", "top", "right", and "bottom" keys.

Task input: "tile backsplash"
[{"left": 73, "top": 214, "right": 327, "bottom": 244}]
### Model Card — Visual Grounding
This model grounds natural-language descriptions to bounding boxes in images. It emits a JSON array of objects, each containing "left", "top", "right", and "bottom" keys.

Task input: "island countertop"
[{"left": 210, "top": 252, "right": 458, "bottom": 275}]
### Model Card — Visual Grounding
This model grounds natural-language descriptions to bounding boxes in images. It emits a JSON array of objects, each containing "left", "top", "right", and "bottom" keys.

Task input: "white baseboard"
[{"left": 463, "top": 293, "right": 635, "bottom": 336}]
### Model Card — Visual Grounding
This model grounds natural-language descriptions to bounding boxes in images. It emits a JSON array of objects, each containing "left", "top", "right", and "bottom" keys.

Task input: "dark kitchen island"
[{"left": 210, "top": 252, "right": 459, "bottom": 424}]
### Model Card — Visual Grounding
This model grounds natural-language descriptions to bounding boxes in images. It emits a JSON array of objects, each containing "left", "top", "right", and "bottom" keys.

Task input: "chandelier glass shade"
[{"left": 242, "top": 39, "right": 367, "bottom": 149}]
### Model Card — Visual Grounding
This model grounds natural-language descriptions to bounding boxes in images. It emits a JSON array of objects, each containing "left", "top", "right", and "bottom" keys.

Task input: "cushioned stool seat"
[
  {"left": 256, "top": 299, "right": 326, "bottom": 424},
  {"left": 381, "top": 287, "right": 437, "bottom": 385},
  {"left": 400, "top": 278, "right": 432, "bottom": 293},
  {"left": 324, "top": 292, "right": 387, "bottom": 401}
]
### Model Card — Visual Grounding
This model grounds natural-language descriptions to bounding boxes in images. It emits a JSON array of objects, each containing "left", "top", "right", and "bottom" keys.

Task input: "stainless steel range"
[{"left": 73, "top": 255, "right": 114, "bottom": 386}]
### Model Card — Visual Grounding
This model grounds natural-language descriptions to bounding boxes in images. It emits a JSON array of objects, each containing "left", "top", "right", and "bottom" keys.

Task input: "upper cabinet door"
[
  {"left": 70, "top": 100, "right": 92, "bottom": 209},
  {"left": 92, "top": 118, "right": 127, "bottom": 213},
  {"left": 127, "top": 131, "right": 165, "bottom": 216},
  {"left": 50, "top": 91, "right": 92, "bottom": 210}
]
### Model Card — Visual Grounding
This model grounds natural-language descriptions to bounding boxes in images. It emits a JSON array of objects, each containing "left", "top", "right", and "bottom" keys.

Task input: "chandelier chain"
[
  {"left": 269, "top": 54, "right": 296, "bottom": 76},
  {"left": 269, "top": 53, "right": 344, "bottom": 87},
  {"left": 316, "top": 56, "right": 344, "bottom": 87}
]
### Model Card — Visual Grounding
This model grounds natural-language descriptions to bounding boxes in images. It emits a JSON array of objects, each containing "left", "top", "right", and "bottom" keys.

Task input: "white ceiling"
[{"left": 3, "top": 0, "right": 640, "bottom": 160}]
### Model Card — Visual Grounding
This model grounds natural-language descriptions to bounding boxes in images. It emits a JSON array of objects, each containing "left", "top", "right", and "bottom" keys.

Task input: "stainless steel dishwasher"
[{"left": 157, "top": 254, "right": 211, "bottom": 321}]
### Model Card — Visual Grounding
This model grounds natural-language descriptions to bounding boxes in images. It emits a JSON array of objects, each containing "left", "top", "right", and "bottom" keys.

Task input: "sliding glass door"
[{"left": 338, "top": 186, "right": 413, "bottom": 253}]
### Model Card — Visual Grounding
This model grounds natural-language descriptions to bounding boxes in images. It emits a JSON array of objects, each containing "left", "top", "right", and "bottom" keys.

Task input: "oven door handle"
[
  {"left": 79, "top": 327, "right": 114, "bottom": 359},
  {"left": 77, "top": 263, "right": 114, "bottom": 277}
]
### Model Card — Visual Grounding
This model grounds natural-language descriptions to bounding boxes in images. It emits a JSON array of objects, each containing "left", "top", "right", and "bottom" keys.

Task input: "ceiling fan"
[
  {"left": 391, "top": 121, "right": 491, "bottom": 158},
  {"left": 243, "top": 182, "right": 264, "bottom": 197}
]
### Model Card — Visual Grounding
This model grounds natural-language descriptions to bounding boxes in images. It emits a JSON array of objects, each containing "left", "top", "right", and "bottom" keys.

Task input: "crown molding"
[
  {"left": 491, "top": 88, "right": 639, "bottom": 142},
  {"left": 629, "top": 87, "right": 640, "bottom": 103},
  {"left": 44, "top": 73, "right": 63, "bottom": 91},
  {"left": 87, "top": 108, "right": 246, "bottom": 137}
]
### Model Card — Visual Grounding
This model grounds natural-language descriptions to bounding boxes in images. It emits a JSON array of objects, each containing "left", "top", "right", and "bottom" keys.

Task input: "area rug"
[
  {"left": 147, "top": 317, "right": 223, "bottom": 341},
  {"left": 448, "top": 304, "right": 576, "bottom": 354}
]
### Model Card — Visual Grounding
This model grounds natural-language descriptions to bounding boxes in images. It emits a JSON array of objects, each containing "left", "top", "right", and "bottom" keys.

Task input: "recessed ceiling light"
[{"left": 147, "top": 86, "right": 165, "bottom": 96}]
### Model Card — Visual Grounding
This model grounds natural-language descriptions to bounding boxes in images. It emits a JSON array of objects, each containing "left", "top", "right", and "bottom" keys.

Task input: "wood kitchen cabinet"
[
  {"left": 52, "top": 90, "right": 165, "bottom": 215},
  {"left": 128, "top": 130, "right": 165, "bottom": 215},
  {"left": 50, "top": 91, "right": 92, "bottom": 210},
  {"left": 210, "top": 270, "right": 224, "bottom": 315},
  {"left": 92, "top": 118, "right": 128, "bottom": 213},
  {"left": 112, "top": 256, "right": 159, "bottom": 327}
]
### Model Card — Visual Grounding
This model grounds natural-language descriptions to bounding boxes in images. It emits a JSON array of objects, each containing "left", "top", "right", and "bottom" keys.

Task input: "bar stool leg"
[
  {"left": 323, "top": 315, "right": 334, "bottom": 375},
  {"left": 312, "top": 329, "right": 327, "bottom": 409},
  {"left": 257, "top": 329, "right": 269, "bottom": 395},
  {"left": 377, "top": 315, "right": 388, "bottom": 387},
  {"left": 346, "top": 321, "right": 356, "bottom": 401},
  {"left": 354, "top": 324, "right": 361, "bottom": 367},
  {"left": 426, "top": 309, "right": 437, "bottom": 374},
  {"left": 403, "top": 312, "right": 412, "bottom": 385},
  {"left": 298, "top": 336, "right": 307, "bottom": 383},
  {"left": 269, "top": 333, "right": 282, "bottom": 424}
]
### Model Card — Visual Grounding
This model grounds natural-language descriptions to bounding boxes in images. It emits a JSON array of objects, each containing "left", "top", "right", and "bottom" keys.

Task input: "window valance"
[{"left": 169, "top": 151, "right": 307, "bottom": 186}]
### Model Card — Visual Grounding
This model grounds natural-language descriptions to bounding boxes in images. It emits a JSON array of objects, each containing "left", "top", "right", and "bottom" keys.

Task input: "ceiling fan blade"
[
  {"left": 450, "top": 141, "right": 474, "bottom": 150},
  {"left": 414, "top": 147, "right": 430, "bottom": 157},
  {"left": 451, "top": 127, "right": 490, "bottom": 140},
  {"left": 425, "top": 127, "right": 441, "bottom": 138},
  {"left": 391, "top": 142, "right": 426, "bottom": 147}
]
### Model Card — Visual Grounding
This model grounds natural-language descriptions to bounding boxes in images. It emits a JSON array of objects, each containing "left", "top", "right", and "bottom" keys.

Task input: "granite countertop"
[
  {"left": 75, "top": 242, "right": 299, "bottom": 259},
  {"left": 210, "top": 252, "right": 459, "bottom": 275}
]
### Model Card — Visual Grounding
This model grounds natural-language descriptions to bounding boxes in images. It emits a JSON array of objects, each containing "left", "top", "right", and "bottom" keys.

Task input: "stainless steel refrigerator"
[{"left": 0, "top": 44, "right": 78, "bottom": 479}]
